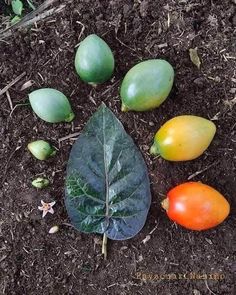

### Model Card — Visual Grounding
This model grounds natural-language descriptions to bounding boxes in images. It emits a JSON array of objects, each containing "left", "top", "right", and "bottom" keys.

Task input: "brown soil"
[{"left": 0, "top": 1, "right": 236, "bottom": 294}]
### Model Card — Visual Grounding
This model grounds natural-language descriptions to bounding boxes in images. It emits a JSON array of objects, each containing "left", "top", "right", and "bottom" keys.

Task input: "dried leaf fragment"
[
  {"left": 20, "top": 80, "right": 34, "bottom": 91},
  {"left": 189, "top": 47, "right": 201, "bottom": 69}
]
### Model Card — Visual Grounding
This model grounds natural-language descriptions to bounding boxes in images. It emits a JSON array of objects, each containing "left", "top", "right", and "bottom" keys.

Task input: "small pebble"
[{"left": 49, "top": 225, "right": 59, "bottom": 234}]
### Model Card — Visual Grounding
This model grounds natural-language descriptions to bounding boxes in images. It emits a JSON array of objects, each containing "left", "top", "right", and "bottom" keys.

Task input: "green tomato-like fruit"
[
  {"left": 29, "top": 88, "right": 75, "bottom": 123},
  {"left": 120, "top": 59, "right": 174, "bottom": 112},
  {"left": 75, "top": 34, "right": 115, "bottom": 84},
  {"left": 27, "top": 140, "right": 56, "bottom": 160}
]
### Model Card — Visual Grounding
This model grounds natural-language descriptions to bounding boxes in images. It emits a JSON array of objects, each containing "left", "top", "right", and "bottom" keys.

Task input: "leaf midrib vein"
[
  {"left": 109, "top": 181, "right": 143, "bottom": 207},
  {"left": 75, "top": 208, "right": 140, "bottom": 219},
  {"left": 103, "top": 108, "right": 109, "bottom": 224}
]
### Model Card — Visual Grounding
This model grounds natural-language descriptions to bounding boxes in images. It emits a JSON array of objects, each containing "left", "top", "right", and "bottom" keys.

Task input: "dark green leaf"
[
  {"left": 11, "top": 0, "right": 23, "bottom": 15},
  {"left": 65, "top": 103, "right": 151, "bottom": 240}
]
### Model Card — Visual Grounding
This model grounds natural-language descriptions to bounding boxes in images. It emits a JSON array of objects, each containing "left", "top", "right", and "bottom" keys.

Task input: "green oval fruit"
[
  {"left": 32, "top": 177, "right": 50, "bottom": 188},
  {"left": 27, "top": 140, "right": 56, "bottom": 160},
  {"left": 75, "top": 34, "right": 115, "bottom": 84},
  {"left": 120, "top": 59, "right": 174, "bottom": 112},
  {"left": 29, "top": 88, "right": 75, "bottom": 123}
]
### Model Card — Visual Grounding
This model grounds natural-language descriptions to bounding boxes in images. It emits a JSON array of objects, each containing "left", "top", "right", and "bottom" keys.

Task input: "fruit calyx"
[{"left": 161, "top": 198, "right": 169, "bottom": 211}]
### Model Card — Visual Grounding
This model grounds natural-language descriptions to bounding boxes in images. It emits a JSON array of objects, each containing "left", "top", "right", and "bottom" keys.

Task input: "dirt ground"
[{"left": 0, "top": 0, "right": 236, "bottom": 294}]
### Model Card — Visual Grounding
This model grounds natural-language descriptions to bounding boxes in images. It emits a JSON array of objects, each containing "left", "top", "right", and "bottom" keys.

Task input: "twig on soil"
[
  {"left": 0, "top": 0, "right": 70, "bottom": 39},
  {"left": 0, "top": 255, "right": 8, "bottom": 263},
  {"left": 88, "top": 92, "right": 97, "bottom": 106},
  {"left": 6, "top": 90, "right": 13, "bottom": 111},
  {"left": 187, "top": 162, "right": 219, "bottom": 180},
  {"left": 9, "top": 103, "right": 30, "bottom": 118},
  {"left": 0, "top": 72, "right": 26, "bottom": 97},
  {"left": 142, "top": 235, "right": 151, "bottom": 244},
  {"left": 100, "top": 80, "right": 120, "bottom": 97},
  {"left": 204, "top": 280, "right": 217, "bottom": 295},
  {"left": 115, "top": 37, "right": 138, "bottom": 53},
  {"left": 74, "top": 21, "right": 85, "bottom": 46},
  {"left": 142, "top": 223, "right": 159, "bottom": 244},
  {"left": 58, "top": 132, "right": 80, "bottom": 144},
  {"left": 1, "top": 145, "right": 21, "bottom": 186},
  {"left": 15, "top": 5, "right": 67, "bottom": 33},
  {"left": 62, "top": 222, "right": 76, "bottom": 229},
  {"left": 211, "top": 111, "right": 221, "bottom": 121},
  {"left": 107, "top": 283, "right": 118, "bottom": 288},
  {"left": 167, "top": 13, "right": 170, "bottom": 28},
  {"left": 102, "top": 233, "right": 108, "bottom": 260},
  {"left": 0, "top": 0, "right": 58, "bottom": 39}
]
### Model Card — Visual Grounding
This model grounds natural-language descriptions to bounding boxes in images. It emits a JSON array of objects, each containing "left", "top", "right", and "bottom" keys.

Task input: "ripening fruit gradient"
[
  {"left": 162, "top": 182, "right": 230, "bottom": 230},
  {"left": 150, "top": 115, "right": 216, "bottom": 161}
]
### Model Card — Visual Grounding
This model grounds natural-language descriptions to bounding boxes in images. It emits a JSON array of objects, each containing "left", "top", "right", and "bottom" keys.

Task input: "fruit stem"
[
  {"left": 49, "top": 148, "right": 57, "bottom": 157},
  {"left": 65, "top": 112, "right": 75, "bottom": 122},
  {"left": 121, "top": 103, "right": 129, "bottom": 112},
  {"left": 102, "top": 233, "right": 107, "bottom": 260},
  {"left": 88, "top": 82, "right": 98, "bottom": 88},
  {"left": 149, "top": 143, "right": 159, "bottom": 156},
  {"left": 161, "top": 198, "right": 169, "bottom": 211}
]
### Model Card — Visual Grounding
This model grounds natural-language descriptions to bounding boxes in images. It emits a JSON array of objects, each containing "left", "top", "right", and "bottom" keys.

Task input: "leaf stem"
[
  {"left": 161, "top": 198, "right": 169, "bottom": 211},
  {"left": 102, "top": 233, "right": 107, "bottom": 260},
  {"left": 65, "top": 111, "right": 75, "bottom": 122},
  {"left": 121, "top": 103, "right": 129, "bottom": 112},
  {"left": 149, "top": 143, "right": 160, "bottom": 156}
]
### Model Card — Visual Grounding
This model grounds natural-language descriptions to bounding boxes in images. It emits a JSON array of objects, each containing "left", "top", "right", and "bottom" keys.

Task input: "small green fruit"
[
  {"left": 29, "top": 88, "right": 75, "bottom": 123},
  {"left": 32, "top": 177, "right": 50, "bottom": 188},
  {"left": 27, "top": 140, "right": 56, "bottom": 160},
  {"left": 75, "top": 34, "right": 115, "bottom": 84},
  {"left": 120, "top": 59, "right": 174, "bottom": 112}
]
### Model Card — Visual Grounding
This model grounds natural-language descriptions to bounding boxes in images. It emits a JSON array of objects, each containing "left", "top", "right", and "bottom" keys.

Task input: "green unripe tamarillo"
[
  {"left": 29, "top": 88, "right": 75, "bottom": 123},
  {"left": 75, "top": 34, "right": 115, "bottom": 85},
  {"left": 120, "top": 59, "right": 174, "bottom": 112},
  {"left": 27, "top": 140, "right": 56, "bottom": 160}
]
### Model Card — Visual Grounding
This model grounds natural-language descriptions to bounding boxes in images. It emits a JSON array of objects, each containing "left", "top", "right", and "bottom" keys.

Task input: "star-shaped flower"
[{"left": 38, "top": 200, "right": 56, "bottom": 218}]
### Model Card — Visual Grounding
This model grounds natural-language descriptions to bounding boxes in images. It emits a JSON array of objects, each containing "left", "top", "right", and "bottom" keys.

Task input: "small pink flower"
[{"left": 38, "top": 200, "right": 56, "bottom": 218}]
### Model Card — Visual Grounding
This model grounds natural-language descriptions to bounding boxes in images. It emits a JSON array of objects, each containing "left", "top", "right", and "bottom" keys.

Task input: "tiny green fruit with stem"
[
  {"left": 27, "top": 140, "right": 56, "bottom": 160},
  {"left": 32, "top": 177, "right": 50, "bottom": 188}
]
